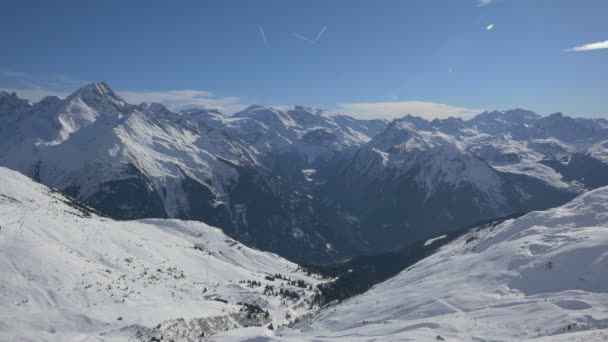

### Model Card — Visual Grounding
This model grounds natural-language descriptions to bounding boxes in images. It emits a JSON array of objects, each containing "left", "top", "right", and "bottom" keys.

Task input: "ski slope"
[{"left": 0, "top": 167, "right": 321, "bottom": 341}]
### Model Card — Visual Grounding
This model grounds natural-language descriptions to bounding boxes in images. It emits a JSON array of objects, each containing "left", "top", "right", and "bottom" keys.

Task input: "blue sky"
[{"left": 0, "top": 0, "right": 607, "bottom": 119}]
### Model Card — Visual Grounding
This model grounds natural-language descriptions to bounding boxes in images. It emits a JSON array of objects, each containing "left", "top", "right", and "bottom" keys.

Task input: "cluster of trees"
[
  {"left": 237, "top": 302, "right": 270, "bottom": 318},
  {"left": 272, "top": 273, "right": 290, "bottom": 281},
  {"left": 288, "top": 279, "right": 311, "bottom": 289},
  {"left": 261, "top": 284, "right": 301, "bottom": 300},
  {"left": 266, "top": 274, "right": 312, "bottom": 289},
  {"left": 263, "top": 284, "right": 275, "bottom": 295},
  {"left": 239, "top": 279, "right": 261, "bottom": 288},
  {"left": 279, "top": 288, "right": 300, "bottom": 300}
]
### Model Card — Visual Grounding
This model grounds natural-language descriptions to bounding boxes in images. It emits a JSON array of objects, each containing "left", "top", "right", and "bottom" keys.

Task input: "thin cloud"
[
  {"left": 118, "top": 90, "right": 247, "bottom": 114},
  {"left": 478, "top": 0, "right": 493, "bottom": 6},
  {"left": 0, "top": 69, "right": 247, "bottom": 114},
  {"left": 258, "top": 25, "right": 269, "bottom": 47},
  {"left": 566, "top": 40, "right": 608, "bottom": 52},
  {"left": 338, "top": 101, "right": 483, "bottom": 120},
  {"left": 315, "top": 26, "right": 327, "bottom": 41},
  {"left": 1, "top": 84, "right": 247, "bottom": 115},
  {"left": 0, "top": 69, "right": 34, "bottom": 79},
  {"left": 292, "top": 33, "right": 319, "bottom": 46},
  {"left": 0, "top": 69, "right": 88, "bottom": 91}
]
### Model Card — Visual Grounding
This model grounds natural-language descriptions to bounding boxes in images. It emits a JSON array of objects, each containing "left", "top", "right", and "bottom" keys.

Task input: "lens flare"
[{"left": 486, "top": 24, "right": 494, "bottom": 31}]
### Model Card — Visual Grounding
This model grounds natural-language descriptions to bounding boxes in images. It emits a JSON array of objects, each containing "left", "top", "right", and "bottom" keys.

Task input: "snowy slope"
[
  {"left": 0, "top": 167, "right": 322, "bottom": 341},
  {"left": 274, "top": 186, "right": 608, "bottom": 341}
]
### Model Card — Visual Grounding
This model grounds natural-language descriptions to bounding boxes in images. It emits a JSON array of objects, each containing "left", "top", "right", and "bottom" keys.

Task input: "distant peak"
[
  {"left": 244, "top": 104, "right": 264, "bottom": 111},
  {"left": 180, "top": 107, "right": 222, "bottom": 116},
  {"left": 469, "top": 108, "right": 540, "bottom": 124},
  {"left": 0, "top": 90, "right": 31, "bottom": 110},
  {"left": 399, "top": 114, "right": 429, "bottom": 122},
  {"left": 74, "top": 82, "right": 113, "bottom": 96},
  {"left": 0, "top": 90, "right": 19, "bottom": 99},
  {"left": 138, "top": 102, "right": 169, "bottom": 112},
  {"left": 70, "top": 82, "right": 126, "bottom": 108},
  {"left": 36, "top": 95, "right": 63, "bottom": 107}
]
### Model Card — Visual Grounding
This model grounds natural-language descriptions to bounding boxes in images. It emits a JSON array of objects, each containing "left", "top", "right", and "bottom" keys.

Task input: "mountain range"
[
  {"left": 1, "top": 83, "right": 608, "bottom": 341},
  {"left": 1, "top": 83, "right": 608, "bottom": 262}
]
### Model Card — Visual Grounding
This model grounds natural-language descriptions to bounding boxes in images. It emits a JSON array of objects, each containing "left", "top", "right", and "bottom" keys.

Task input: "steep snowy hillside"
[
  {"left": 277, "top": 186, "right": 608, "bottom": 341},
  {"left": 0, "top": 167, "right": 322, "bottom": 341}
]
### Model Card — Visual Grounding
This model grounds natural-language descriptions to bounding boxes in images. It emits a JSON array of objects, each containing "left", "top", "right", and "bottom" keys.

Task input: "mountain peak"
[
  {"left": 74, "top": 82, "right": 112, "bottom": 95},
  {"left": 468, "top": 109, "right": 541, "bottom": 133},
  {"left": 180, "top": 107, "right": 222, "bottom": 116},
  {"left": 243, "top": 104, "right": 264, "bottom": 111},
  {"left": 547, "top": 112, "right": 564, "bottom": 118},
  {"left": 69, "top": 82, "right": 127, "bottom": 109},
  {"left": 0, "top": 90, "right": 31, "bottom": 113},
  {"left": 0, "top": 90, "right": 17, "bottom": 98}
]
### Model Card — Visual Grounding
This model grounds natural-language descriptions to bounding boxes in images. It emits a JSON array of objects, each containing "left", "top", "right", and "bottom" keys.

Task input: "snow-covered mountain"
[
  {"left": 315, "top": 116, "right": 578, "bottom": 251},
  {"left": 228, "top": 104, "right": 386, "bottom": 163},
  {"left": 0, "top": 84, "right": 386, "bottom": 262},
  {"left": 399, "top": 109, "right": 608, "bottom": 191},
  {"left": 0, "top": 166, "right": 322, "bottom": 341},
  {"left": 467, "top": 108, "right": 542, "bottom": 134},
  {"left": 0, "top": 83, "right": 606, "bottom": 263},
  {"left": 275, "top": 186, "right": 608, "bottom": 341}
]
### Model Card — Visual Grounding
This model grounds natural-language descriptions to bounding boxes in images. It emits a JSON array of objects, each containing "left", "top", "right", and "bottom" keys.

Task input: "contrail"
[
  {"left": 292, "top": 33, "right": 318, "bottom": 46},
  {"left": 315, "top": 26, "right": 327, "bottom": 41},
  {"left": 258, "top": 25, "right": 269, "bottom": 47}
]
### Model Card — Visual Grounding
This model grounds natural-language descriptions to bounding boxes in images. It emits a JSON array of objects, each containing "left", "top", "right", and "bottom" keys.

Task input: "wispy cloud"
[
  {"left": 0, "top": 69, "right": 86, "bottom": 101},
  {"left": 1, "top": 86, "right": 248, "bottom": 114},
  {"left": 258, "top": 25, "right": 269, "bottom": 47},
  {"left": 0, "top": 69, "right": 88, "bottom": 92},
  {"left": 566, "top": 40, "right": 608, "bottom": 52},
  {"left": 338, "top": 101, "right": 483, "bottom": 120},
  {"left": 0, "top": 69, "right": 247, "bottom": 114},
  {"left": 315, "top": 26, "right": 327, "bottom": 41},
  {"left": 477, "top": 0, "right": 494, "bottom": 6},
  {"left": 293, "top": 26, "right": 327, "bottom": 46},
  {"left": 117, "top": 90, "right": 247, "bottom": 114},
  {"left": 292, "top": 33, "right": 319, "bottom": 46}
]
